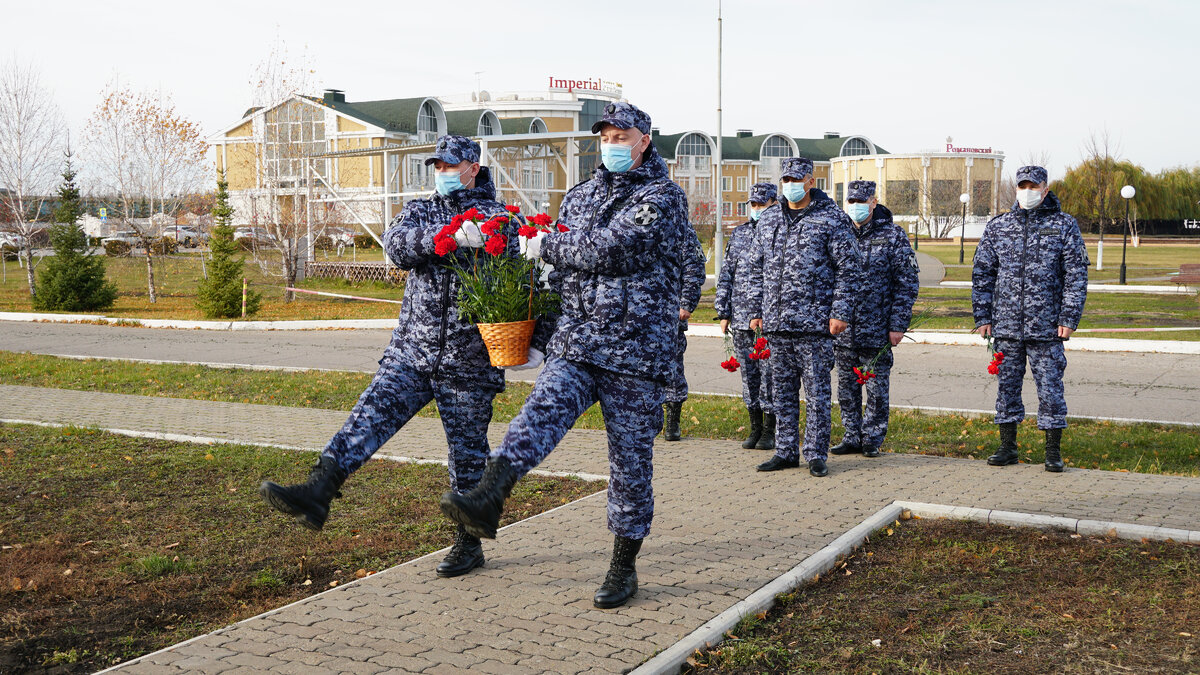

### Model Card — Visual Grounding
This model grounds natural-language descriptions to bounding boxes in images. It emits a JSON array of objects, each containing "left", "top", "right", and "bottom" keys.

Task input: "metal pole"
[
  {"left": 1119, "top": 199, "right": 1129, "bottom": 284},
  {"left": 713, "top": 0, "right": 724, "bottom": 278},
  {"left": 1096, "top": 213, "right": 1105, "bottom": 271},
  {"left": 958, "top": 202, "right": 966, "bottom": 264}
]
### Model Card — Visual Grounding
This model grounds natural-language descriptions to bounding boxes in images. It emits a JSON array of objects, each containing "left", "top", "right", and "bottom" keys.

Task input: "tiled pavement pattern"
[{"left": 3, "top": 383, "right": 1199, "bottom": 674}]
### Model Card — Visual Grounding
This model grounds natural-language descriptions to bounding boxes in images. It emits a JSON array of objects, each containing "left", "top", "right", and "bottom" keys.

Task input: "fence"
[{"left": 304, "top": 261, "right": 406, "bottom": 284}]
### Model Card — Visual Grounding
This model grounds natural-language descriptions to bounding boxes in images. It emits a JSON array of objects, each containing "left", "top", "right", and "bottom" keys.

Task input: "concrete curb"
[
  {"left": 632, "top": 503, "right": 906, "bottom": 675},
  {"left": 939, "top": 280, "right": 1196, "bottom": 295},
  {"left": 633, "top": 500, "right": 1200, "bottom": 674},
  {"left": 682, "top": 323, "right": 1200, "bottom": 354},
  {"left": 0, "top": 417, "right": 610, "bottom": 483}
]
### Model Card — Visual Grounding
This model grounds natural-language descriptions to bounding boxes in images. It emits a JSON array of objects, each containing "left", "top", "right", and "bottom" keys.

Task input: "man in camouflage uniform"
[
  {"left": 745, "top": 157, "right": 864, "bottom": 477},
  {"left": 831, "top": 180, "right": 920, "bottom": 458},
  {"left": 973, "top": 165, "right": 1088, "bottom": 472},
  {"left": 441, "top": 102, "right": 690, "bottom": 609},
  {"left": 260, "top": 135, "right": 540, "bottom": 579},
  {"left": 662, "top": 227, "right": 707, "bottom": 441},
  {"left": 715, "top": 182, "right": 778, "bottom": 450}
]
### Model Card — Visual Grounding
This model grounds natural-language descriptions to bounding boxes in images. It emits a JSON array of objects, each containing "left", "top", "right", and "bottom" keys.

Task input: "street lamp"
[
  {"left": 1119, "top": 184, "right": 1135, "bottom": 284},
  {"left": 958, "top": 193, "right": 969, "bottom": 264}
]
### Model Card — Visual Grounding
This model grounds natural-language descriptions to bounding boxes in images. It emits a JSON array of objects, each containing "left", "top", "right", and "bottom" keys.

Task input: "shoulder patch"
[
  {"left": 633, "top": 203, "right": 661, "bottom": 225},
  {"left": 909, "top": 250, "right": 920, "bottom": 271}
]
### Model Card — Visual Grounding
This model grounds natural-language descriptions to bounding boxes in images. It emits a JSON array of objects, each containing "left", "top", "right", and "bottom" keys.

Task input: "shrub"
[
  {"left": 149, "top": 236, "right": 179, "bottom": 256},
  {"left": 312, "top": 235, "right": 334, "bottom": 251},
  {"left": 353, "top": 233, "right": 377, "bottom": 249},
  {"left": 103, "top": 240, "right": 132, "bottom": 257}
]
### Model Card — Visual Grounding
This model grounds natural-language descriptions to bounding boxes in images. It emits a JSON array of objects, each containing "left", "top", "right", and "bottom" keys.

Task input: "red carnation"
[
  {"left": 994, "top": 352, "right": 1004, "bottom": 362},
  {"left": 557, "top": 223, "right": 569, "bottom": 233},
  {"left": 754, "top": 337, "right": 768, "bottom": 351},
  {"left": 450, "top": 214, "right": 465, "bottom": 228},
  {"left": 721, "top": 357, "right": 741, "bottom": 373},
  {"left": 518, "top": 225, "right": 541, "bottom": 238},
  {"left": 988, "top": 363, "right": 1000, "bottom": 375},
  {"left": 484, "top": 234, "right": 507, "bottom": 256},
  {"left": 505, "top": 204, "right": 521, "bottom": 214},
  {"left": 461, "top": 207, "right": 482, "bottom": 221},
  {"left": 529, "top": 213, "right": 552, "bottom": 227},
  {"left": 759, "top": 348, "right": 770, "bottom": 360},
  {"left": 481, "top": 218, "right": 503, "bottom": 236},
  {"left": 435, "top": 237, "right": 458, "bottom": 256}
]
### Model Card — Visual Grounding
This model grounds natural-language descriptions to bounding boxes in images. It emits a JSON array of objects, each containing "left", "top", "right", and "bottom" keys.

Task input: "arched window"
[
  {"left": 530, "top": 118, "right": 547, "bottom": 134},
  {"left": 842, "top": 137, "right": 871, "bottom": 156},
  {"left": 418, "top": 101, "right": 439, "bottom": 143},
  {"left": 679, "top": 133, "right": 712, "bottom": 156},
  {"left": 761, "top": 135, "right": 793, "bottom": 158},
  {"left": 478, "top": 112, "right": 497, "bottom": 136}
]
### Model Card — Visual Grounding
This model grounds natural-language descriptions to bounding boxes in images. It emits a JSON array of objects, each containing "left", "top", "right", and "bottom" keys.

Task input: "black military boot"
[
  {"left": 439, "top": 456, "right": 519, "bottom": 539},
  {"left": 987, "top": 422, "right": 1020, "bottom": 466},
  {"left": 259, "top": 454, "right": 347, "bottom": 531},
  {"left": 1044, "top": 428, "right": 1065, "bottom": 473},
  {"left": 756, "top": 455, "right": 800, "bottom": 472},
  {"left": 436, "top": 525, "right": 485, "bottom": 578},
  {"left": 808, "top": 457, "right": 829, "bottom": 477},
  {"left": 663, "top": 402, "right": 682, "bottom": 442},
  {"left": 741, "top": 407, "right": 763, "bottom": 449},
  {"left": 830, "top": 439, "right": 861, "bottom": 455},
  {"left": 755, "top": 413, "right": 776, "bottom": 450},
  {"left": 593, "top": 536, "right": 642, "bottom": 609}
]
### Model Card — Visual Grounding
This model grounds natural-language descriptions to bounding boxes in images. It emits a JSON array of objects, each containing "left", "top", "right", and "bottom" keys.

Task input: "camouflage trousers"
[
  {"left": 994, "top": 339, "right": 1068, "bottom": 430},
  {"left": 492, "top": 356, "right": 664, "bottom": 540},
  {"left": 834, "top": 346, "right": 894, "bottom": 450},
  {"left": 768, "top": 334, "right": 834, "bottom": 463},
  {"left": 732, "top": 328, "right": 772, "bottom": 413},
  {"left": 664, "top": 321, "right": 689, "bottom": 403},
  {"left": 322, "top": 354, "right": 499, "bottom": 494}
]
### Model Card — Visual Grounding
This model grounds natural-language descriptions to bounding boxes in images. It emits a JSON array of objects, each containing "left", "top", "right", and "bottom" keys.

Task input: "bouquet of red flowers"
[
  {"left": 854, "top": 309, "right": 934, "bottom": 385},
  {"left": 747, "top": 332, "right": 770, "bottom": 361},
  {"left": 434, "top": 204, "right": 560, "bottom": 366},
  {"left": 720, "top": 331, "right": 741, "bottom": 372},
  {"left": 985, "top": 336, "right": 1004, "bottom": 375}
]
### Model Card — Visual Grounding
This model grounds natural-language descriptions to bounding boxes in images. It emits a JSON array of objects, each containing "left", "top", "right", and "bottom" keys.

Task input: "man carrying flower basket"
[
  {"left": 260, "top": 135, "right": 537, "bottom": 580},
  {"left": 716, "top": 182, "right": 779, "bottom": 450},
  {"left": 440, "top": 102, "right": 689, "bottom": 609},
  {"left": 972, "top": 165, "right": 1089, "bottom": 472},
  {"left": 745, "top": 157, "right": 865, "bottom": 478},
  {"left": 830, "top": 180, "right": 920, "bottom": 459}
]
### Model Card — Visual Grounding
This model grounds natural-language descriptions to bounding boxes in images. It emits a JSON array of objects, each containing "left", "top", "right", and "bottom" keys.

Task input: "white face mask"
[{"left": 1016, "top": 188, "right": 1045, "bottom": 211}]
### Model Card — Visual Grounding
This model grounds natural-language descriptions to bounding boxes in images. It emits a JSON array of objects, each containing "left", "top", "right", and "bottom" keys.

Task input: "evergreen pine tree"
[
  {"left": 33, "top": 150, "right": 118, "bottom": 311},
  {"left": 196, "top": 170, "right": 260, "bottom": 318}
]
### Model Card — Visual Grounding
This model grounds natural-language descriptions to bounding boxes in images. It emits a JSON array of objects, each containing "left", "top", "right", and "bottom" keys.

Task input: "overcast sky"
[{"left": 9, "top": 0, "right": 1198, "bottom": 179}]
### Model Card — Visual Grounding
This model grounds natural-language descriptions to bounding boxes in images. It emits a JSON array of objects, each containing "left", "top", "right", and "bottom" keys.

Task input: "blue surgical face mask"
[
  {"left": 749, "top": 208, "right": 763, "bottom": 221},
  {"left": 846, "top": 202, "right": 872, "bottom": 223},
  {"left": 600, "top": 141, "right": 637, "bottom": 173},
  {"left": 434, "top": 167, "right": 468, "bottom": 196},
  {"left": 781, "top": 181, "right": 808, "bottom": 203}
]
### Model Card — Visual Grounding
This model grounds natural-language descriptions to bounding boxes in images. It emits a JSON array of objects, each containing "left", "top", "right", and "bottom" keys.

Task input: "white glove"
[
  {"left": 454, "top": 221, "right": 485, "bottom": 248},
  {"left": 507, "top": 348, "right": 545, "bottom": 371},
  {"left": 520, "top": 230, "right": 546, "bottom": 260}
]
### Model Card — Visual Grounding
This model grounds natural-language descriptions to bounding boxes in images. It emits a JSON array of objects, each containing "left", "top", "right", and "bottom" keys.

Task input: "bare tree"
[
  {"left": 85, "top": 81, "right": 207, "bottom": 302},
  {"left": 245, "top": 40, "right": 326, "bottom": 301},
  {"left": 897, "top": 160, "right": 968, "bottom": 239},
  {"left": 0, "top": 59, "right": 64, "bottom": 297}
]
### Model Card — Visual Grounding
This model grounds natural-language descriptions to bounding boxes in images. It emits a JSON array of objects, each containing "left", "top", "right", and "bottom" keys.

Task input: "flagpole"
[{"left": 713, "top": 0, "right": 724, "bottom": 279}]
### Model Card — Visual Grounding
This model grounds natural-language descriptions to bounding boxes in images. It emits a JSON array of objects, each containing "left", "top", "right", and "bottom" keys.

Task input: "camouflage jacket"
[
  {"left": 382, "top": 167, "right": 519, "bottom": 389},
  {"left": 679, "top": 226, "right": 706, "bottom": 316},
  {"left": 744, "top": 189, "right": 865, "bottom": 336},
  {"left": 541, "top": 144, "right": 690, "bottom": 382},
  {"left": 972, "top": 191, "right": 1089, "bottom": 340},
  {"left": 714, "top": 220, "right": 758, "bottom": 330},
  {"left": 835, "top": 204, "right": 921, "bottom": 349}
]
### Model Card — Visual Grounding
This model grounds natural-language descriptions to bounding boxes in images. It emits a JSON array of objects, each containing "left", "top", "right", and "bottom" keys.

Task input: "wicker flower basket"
[{"left": 476, "top": 319, "right": 537, "bottom": 367}]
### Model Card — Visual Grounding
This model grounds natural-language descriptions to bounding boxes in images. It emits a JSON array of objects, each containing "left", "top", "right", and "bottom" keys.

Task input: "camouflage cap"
[
  {"left": 1015, "top": 165, "right": 1048, "bottom": 185},
  {"left": 847, "top": 180, "right": 876, "bottom": 201},
  {"left": 748, "top": 182, "right": 778, "bottom": 204},
  {"left": 590, "top": 101, "right": 652, "bottom": 135},
  {"left": 423, "top": 134, "right": 481, "bottom": 166},
  {"left": 780, "top": 157, "right": 814, "bottom": 180}
]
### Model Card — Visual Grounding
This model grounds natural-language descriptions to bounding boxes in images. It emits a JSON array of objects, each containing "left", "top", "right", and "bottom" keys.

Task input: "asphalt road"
[{"left": 3, "top": 321, "right": 1198, "bottom": 426}]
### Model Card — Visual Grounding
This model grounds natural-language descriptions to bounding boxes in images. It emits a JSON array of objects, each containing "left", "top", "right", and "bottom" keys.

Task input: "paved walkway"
[
  {"left": 5, "top": 322, "right": 1200, "bottom": 424},
  {"left": 3, "top": 384, "right": 1199, "bottom": 673}
]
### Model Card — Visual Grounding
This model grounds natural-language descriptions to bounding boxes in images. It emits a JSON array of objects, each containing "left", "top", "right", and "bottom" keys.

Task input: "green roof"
[
  {"left": 652, "top": 131, "right": 889, "bottom": 162},
  {"left": 324, "top": 97, "right": 430, "bottom": 133},
  {"left": 445, "top": 109, "right": 500, "bottom": 136},
  {"left": 498, "top": 117, "right": 540, "bottom": 135}
]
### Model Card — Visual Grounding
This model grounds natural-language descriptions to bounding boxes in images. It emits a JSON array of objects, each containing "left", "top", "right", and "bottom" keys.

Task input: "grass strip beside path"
[
  {"left": 690, "top": 518, "right": 1200, "bottom": 674},
  {"left": 3, "top": 352, "right": 1198, "bottom": 476},
  {"left": 0, "top": 423, "right": 600, "bottom": 673}
]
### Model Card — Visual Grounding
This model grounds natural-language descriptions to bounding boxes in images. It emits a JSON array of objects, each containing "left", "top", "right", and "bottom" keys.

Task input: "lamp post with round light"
[
  {"left": 1119, "top": 184, "right": 1135, "bottom": 285},
  {"left": 958, "top": 192, "right": 969, "bottom": 264}
]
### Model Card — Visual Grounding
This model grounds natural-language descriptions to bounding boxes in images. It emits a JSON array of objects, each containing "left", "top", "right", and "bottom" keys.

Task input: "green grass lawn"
[
  {"left": 691, "top": 518, "right": 1200, "bottom": 674},
  {"left": 3, "top": 351, "right": 1198, "bottom": 476},
  {"left": 919, "top": 241, "right": 1200, "bottom": 284},
  {"left": 0, "top": 422, "right": 599, "bottom": 673}
]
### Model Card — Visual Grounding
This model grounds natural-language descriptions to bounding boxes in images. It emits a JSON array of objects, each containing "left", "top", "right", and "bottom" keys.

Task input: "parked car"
[
  {"left": 100, "top": 230, "right": 141, "bottom": 245},
  {"left": 0, "top": 232, "right": 27, "bottom": 248},
  {"left": 233, "top": 227, "right": 276, "bottom": 245},
  {"left": 162, "top": 225, "right": 207, "bottom": 247}
]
